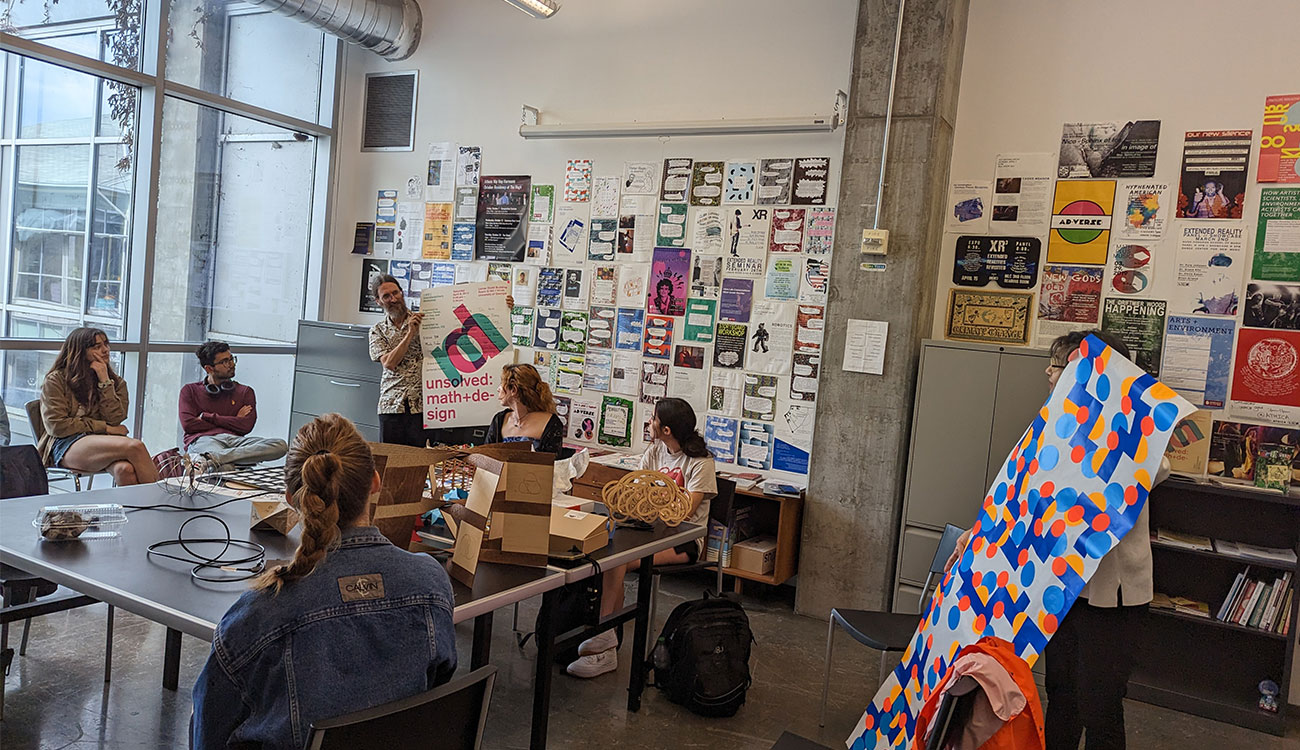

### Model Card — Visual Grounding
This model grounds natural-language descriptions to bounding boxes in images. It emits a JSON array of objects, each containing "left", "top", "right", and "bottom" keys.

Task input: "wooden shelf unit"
[{"left": 1137, "top": 478, "right": 1300, "bottom": 736}]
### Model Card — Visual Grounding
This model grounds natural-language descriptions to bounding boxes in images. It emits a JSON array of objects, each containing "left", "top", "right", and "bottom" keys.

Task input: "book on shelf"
[
  {"left": 1154, "top": 528, "right": 1214, "bottom": 551},
  {"left": 1215, "top": 567, "right": 1293, "bottom": 632},
  {"left": 1153, "top": 593, "right": 1211, "bottom": 618},
  {"left": 717, "top": 471, "right": 764, "bottom": 491}
]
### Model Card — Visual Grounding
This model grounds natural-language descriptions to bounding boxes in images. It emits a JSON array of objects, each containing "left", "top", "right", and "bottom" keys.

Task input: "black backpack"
[{"left": 648, "top": 592, "right": 753, "bottom": 717}]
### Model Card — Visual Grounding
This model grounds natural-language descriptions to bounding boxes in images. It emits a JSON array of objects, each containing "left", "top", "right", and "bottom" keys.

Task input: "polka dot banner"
[{"left": 848, "top": 335, "right": 1194, "bottom": 750}]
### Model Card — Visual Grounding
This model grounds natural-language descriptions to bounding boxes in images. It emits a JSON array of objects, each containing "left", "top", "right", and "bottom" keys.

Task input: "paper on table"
[{"left": 843, "top": 319, "right": 888, "bottom": 375}]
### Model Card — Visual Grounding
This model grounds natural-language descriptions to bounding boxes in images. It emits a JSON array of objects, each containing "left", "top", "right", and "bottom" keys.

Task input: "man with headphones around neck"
[{"left": 179, "top": 341, "right": 288, "bottom": 472}]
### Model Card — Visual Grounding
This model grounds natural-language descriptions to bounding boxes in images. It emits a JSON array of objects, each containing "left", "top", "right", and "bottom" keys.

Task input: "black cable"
[
  {"left": 146, "top": 513, "right": 267, "bottom": 583},
  {"left": 123, "top": 488, "right": 274, "bottom": 512}
]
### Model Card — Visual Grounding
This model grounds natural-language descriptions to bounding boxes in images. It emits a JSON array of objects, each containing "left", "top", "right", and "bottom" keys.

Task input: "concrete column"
[{"left": 795, "top": 0, "right": 969, "bottom": 617}]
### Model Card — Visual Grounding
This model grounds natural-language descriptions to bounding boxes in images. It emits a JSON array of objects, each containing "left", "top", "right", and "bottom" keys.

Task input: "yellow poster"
[
  {"left": 1047, "top": 180, "right": 1115, "bottom": 265},
  {"left": 421, "top": 202, "right": 453, "bottom": 259}
]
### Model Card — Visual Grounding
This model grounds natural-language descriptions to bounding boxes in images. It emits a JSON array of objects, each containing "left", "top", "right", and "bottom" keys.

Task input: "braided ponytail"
[{"left": 254, "top": 414, "right": 375, "bottom": 593}]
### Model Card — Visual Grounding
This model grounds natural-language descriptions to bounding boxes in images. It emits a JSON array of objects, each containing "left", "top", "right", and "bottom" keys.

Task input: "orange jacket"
[{"left": 911, "top": 636, "right": 1044, "bottom": 750}]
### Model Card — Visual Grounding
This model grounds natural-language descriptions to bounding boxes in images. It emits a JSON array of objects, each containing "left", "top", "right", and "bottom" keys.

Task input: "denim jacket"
[{"left": 191, "top": 526, "right": 457, "bottom": 750}]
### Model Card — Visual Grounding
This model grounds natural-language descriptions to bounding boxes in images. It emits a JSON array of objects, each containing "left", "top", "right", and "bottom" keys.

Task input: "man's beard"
[{"left": 384, "top": 301, "right": 407, "bottom": 318}]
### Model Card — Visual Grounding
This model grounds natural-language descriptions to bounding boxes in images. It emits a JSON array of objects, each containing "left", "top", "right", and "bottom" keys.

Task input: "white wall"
[
  {"left": 942, "top": 0, "right": 1300, "bottom": 703},
  {"left": 934, "top": 0, "right": 1298, "bottom": 337},
  {"left": 325, "top": 0, "right": 859, "bottom": 324}
]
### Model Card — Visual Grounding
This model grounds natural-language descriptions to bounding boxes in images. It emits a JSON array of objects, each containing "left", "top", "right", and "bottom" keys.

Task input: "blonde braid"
[{"left": 253, "top": 414, "right": 374, "bottom": 593}]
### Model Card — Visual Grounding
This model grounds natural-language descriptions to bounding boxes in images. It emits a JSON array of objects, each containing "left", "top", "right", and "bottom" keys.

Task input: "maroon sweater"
[{"left": 179, "top": 381, "right": 258, "bottom": 448}]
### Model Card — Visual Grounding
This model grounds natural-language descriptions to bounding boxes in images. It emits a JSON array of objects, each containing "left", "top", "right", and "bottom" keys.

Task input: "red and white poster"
[
  {"left": 1230, "top": 328, "right": 1300, "bottom": 423},
  {"left": 1259, "top": 94, "right": 1300, "bottom": 183}
]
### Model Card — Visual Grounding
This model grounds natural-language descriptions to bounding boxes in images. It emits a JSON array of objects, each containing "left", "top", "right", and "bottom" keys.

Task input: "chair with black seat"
[
  {"left": 818, "top": 523, "right": 965, "bottom": 727},
  {"left": 24, "top": 400, "right": 96, "bottom": 491},
  {"left": 0, "top": 445, "right": 113, "bottom": 717},
  {"left": 645, "top": 477, "right": 737, "bottom": 641},
  {"left": 305, "top": 665, "right": 496, "bottom": 750}
]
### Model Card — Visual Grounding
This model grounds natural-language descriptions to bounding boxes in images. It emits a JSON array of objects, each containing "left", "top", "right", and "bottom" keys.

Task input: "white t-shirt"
[{"left": 639, "top": 441, "right": 718, "bottom": 529}]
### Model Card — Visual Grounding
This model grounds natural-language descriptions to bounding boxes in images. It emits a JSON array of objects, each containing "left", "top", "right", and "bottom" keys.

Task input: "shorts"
[
  {"left": 50, "top": 433, "right": 88, "bottom": 467},
  {"left": 673, "top": 540, "right": 701, "bottom": 564}
]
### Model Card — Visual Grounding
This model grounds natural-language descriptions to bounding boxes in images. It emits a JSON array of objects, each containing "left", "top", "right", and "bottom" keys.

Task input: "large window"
[{"left": 1, "top": 2, "right": 337, "bottom": 448}]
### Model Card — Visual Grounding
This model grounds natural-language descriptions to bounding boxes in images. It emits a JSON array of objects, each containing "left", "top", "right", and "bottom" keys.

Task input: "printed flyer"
[
  {"left": 724, "top": 207, "right": 771, "bottom": 278},
  {"left": 1258, "top": 94, "right": 1300, "bottom": 183},
  {"left": 951, "top": 236, "right": 1040, "bottom": 289},
  {"left": 475, "top": 175, "right": 531, "bottom": 262},
  {"left": 991, "top": 152, "right": 1053, "bottom": 230},
  {"left": 769, "top": 208, "right": 806, "bottom": 253},
  {"left": 1101, "top": 297, "right": 1168, "bottom": 377},
  {"left": 1253, "top": 188, "right": 1300, "bottom": 282},
  {"left": 1171, "top": 225, "right": 1245, "bottom": 316},
  {"left": 1175, "top": 131, "right": 1251, "bottom": 219},
  {"left": 1164, "top": 409, "right": 1213, "bottom": 478},
  {"left": 946, "top": 290, "right": 1032, "bottom": 345},
  {"left": 1116, "top": 181, "right": 1170, "bottom": 240},
  {"left": 1161, "top": 316, "right": 1235, "bottom": 408},
  {"left": 791, "top": 157, "right": 830, "bottom": 205},
  {"left": 1047, "top": 180, "right": 1115, "bottom": 265},
  {"left": 1230, "top": 329, "right": 1300, "bottom": 422},
  {"left": 1035, "top": 265, "right": 1102, "bottom": 348},
  {"left": 1057, "top": 120, "right": 1160, "bottom": 179}
]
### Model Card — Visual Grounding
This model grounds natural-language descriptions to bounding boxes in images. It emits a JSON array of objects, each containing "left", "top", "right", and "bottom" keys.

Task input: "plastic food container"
[{"left": 33, "top": 504, "right": 128, "bottom": 541}]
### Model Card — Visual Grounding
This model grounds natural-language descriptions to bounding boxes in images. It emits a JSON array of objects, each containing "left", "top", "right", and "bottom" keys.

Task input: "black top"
[{"left": 484, "top": 409, "right": 565, "bottom": 455}]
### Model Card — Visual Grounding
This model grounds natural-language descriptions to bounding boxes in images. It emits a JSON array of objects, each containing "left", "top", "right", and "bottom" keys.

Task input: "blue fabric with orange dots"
[{"left": 847, "top": 335, "right": 1194, "bottom": 750}]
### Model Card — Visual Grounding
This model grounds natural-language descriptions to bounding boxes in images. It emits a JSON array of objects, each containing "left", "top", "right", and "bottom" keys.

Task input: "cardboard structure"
[
  {"left": 549, "top": 506, "right": 612, "bottom": 559},
  {"left": 367, "top": 442, "right": 455, "bottom": 549},
  {"left": 249, "top": 500, "right": 300, "bottom": 535},
  {"left": 447, "top": 444, "right": 555, "bottom": 585}
]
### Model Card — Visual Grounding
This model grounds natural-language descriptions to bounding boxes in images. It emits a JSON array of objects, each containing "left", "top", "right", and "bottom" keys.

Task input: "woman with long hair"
[
  {"left": 191, "top": 414, "right": 457, "bottom": 750},
  {"left": 38, "top": 327, "right": 158, "bottom": 485},
  {"left": 484, "top": 363, "right": 565, "bottom": 454},
  {"left": 567, "top": 397, "right": 717, "bottom": 679}
]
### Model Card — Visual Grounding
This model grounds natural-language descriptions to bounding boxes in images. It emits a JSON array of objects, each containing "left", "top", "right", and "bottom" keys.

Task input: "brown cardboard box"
[
  {"left": 731, "top": 536, "right": 777, "bottom": 576},
  {"left": 549, "top": 507, "right": 610, "bottom": 558}
]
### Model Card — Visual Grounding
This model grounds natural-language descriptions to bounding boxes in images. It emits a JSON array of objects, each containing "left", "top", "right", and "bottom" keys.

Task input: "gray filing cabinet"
[
  {"left": 290, "top": 320, "right": 382, "bottom": 443},
  {"left": 892, "top": 339, "right": 1050, "bottom": 613}
]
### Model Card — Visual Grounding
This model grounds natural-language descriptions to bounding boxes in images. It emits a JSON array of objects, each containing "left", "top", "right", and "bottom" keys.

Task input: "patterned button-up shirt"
[{"left": 368, "top": 315, "right": 423, "bottom": 414}]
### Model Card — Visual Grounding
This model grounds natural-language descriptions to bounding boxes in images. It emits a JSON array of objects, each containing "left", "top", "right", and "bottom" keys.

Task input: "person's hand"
[
  {"left": 944, "top": 529, "right": 972, "bottom": 575},
  {"left": 237, "top": 405, "right": 253, "bottom": 418},
  {"left": 106, "top": 424, "right": 128, "bottom": 436},
  {"left": 90, "top": 359, "right": 110, "bottom": 381},
  {"left": 406, "top": 312, "right": 424, "bottom": 333},
  {"left": 505, "top": 294, "right": 515, "bottom": 309}
]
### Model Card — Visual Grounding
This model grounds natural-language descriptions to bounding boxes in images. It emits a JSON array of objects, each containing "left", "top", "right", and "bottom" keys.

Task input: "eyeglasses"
[
  {"left": 1047, "top": 362, "right": 1067, "bottom": 371},
  {"left": 215, "top": 356, "right": 238, "bottom": 366}
]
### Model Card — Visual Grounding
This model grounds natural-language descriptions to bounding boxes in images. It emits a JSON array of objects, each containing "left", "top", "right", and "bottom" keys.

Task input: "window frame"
[{"left": 0, "top": 0, "right": 341, "bottom": 438}]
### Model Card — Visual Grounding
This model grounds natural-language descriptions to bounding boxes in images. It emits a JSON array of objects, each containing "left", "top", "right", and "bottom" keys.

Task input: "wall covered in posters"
[
  {"left": 937, "top": 0, "right": 1300, "bottom": 703},
  {"left": 327, "top": 0, "right": 854, "bottom": 486}
]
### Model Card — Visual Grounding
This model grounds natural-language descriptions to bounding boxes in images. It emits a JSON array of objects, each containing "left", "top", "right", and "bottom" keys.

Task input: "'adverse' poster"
[{"left": 1047, "top": 180, "right": 1115, "bottom": 265}]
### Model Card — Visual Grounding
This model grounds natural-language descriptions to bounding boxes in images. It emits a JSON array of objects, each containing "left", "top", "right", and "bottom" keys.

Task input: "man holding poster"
[
  {"left": 369, "top": 274, "right": 512, "bottom": 446},
  {"left": 419, "top": 281, "right": 515, "bottom": 432}
]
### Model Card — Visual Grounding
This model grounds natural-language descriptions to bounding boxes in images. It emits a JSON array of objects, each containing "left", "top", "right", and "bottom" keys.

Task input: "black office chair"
[
  {"left": 304, "top": 666, "right": 497, "bottom": 750},
  {"left": 818, "top": 523, "right": 966, "bottom": 727},
  {"left": 645, "top": 477, "right": 737, "bottom": 642},
  {"left": 0, "top": 445, "right": 113, "bottom": 718}
]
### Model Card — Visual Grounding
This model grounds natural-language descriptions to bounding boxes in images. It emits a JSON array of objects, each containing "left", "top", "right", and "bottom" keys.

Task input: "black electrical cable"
[
  {"left": 146, "top": 513, "right": 267, "bottom": 583},
  {"left": 123, "top": 488, "right": 275, "bottom": 512}
]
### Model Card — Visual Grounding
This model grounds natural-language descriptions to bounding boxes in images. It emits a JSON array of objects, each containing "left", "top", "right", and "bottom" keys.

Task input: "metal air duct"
[{"left": 246, "top": 0, "right": 422, "bottom": 61}]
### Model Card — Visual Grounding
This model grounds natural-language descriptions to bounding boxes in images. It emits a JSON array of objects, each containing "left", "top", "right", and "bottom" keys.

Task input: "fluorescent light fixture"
[
  {"left": 518, "top": 94, "right": 847, "bottom": 139},
  {"left": 502, "top": 0, "right": 560, "bottom": 18}
]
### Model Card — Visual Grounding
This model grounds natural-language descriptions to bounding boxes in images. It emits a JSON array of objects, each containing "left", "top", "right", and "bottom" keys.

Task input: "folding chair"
[
  {"left": 24, "top": 400, "right": 95, "bottom": 491},
  {"left": 818, "top": 523, "right": 966, "bottom": 727}
]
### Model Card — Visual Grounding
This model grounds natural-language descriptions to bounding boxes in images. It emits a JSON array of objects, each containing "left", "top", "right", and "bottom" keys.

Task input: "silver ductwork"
[{"left": 247, "top": 0, "right": 422, "bottom": 61}]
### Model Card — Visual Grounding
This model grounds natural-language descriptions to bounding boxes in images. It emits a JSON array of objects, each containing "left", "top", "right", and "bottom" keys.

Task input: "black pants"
[
  {"left": 378, "top": 405, "right": 486, "bottom": 447},
  {"left": 1045, "top": 600, "right": 1147, "bottom": 750}
]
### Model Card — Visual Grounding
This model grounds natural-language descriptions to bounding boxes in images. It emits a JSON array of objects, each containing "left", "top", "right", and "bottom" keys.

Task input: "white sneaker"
[
  {"left": 577, "top": 629, "right": 618, "bottom": 656},
  {"left": 566, "top": 648, "right": 618, "bottom": 679}
]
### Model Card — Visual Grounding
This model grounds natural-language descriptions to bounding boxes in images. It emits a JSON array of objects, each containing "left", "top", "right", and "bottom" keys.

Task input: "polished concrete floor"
[{"left": 3, "top": 574, "right": 1299, "bottom": 749}]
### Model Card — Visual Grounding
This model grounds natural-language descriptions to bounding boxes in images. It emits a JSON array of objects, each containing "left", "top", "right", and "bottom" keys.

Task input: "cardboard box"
[
  {"left": 549, "top": 507, "right": 610, "bottom": 559},
  {"left": 732, "top": 536, "right": 777, "bottom": 576}
]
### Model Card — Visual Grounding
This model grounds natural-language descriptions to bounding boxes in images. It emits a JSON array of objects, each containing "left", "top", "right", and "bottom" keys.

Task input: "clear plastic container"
[{"left": 33, "top": 504, "right": 128, "bottom": 541}]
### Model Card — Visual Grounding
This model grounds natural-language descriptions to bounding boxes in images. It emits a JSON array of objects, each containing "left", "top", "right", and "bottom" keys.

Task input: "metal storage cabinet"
[
  {"left": 892, "top": 339, "right": 1049, "bottom": 612},
  {"left": 290, "top": 320, "right": 382, "bottom": 442}
]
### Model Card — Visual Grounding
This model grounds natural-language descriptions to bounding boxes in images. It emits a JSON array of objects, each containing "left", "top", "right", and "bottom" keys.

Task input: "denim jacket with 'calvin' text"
[{"left": 190, "top": 526, "right": 457, "bottom": 750}]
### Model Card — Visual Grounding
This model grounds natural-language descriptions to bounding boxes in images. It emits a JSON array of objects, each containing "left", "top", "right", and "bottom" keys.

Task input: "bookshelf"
[{"left": 1132, "top": 478, "right": 1300, "bottom": 736}]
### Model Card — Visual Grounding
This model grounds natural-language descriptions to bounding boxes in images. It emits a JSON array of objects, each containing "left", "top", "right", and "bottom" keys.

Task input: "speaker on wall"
[{"left": 362, "top": 71, "right": 418, "bottom": 152}]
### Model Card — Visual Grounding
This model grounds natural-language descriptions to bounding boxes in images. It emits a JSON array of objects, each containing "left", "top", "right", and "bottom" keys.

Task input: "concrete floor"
[{"left": 3, "top": 574, "right": 1298, "bottom": 749}]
